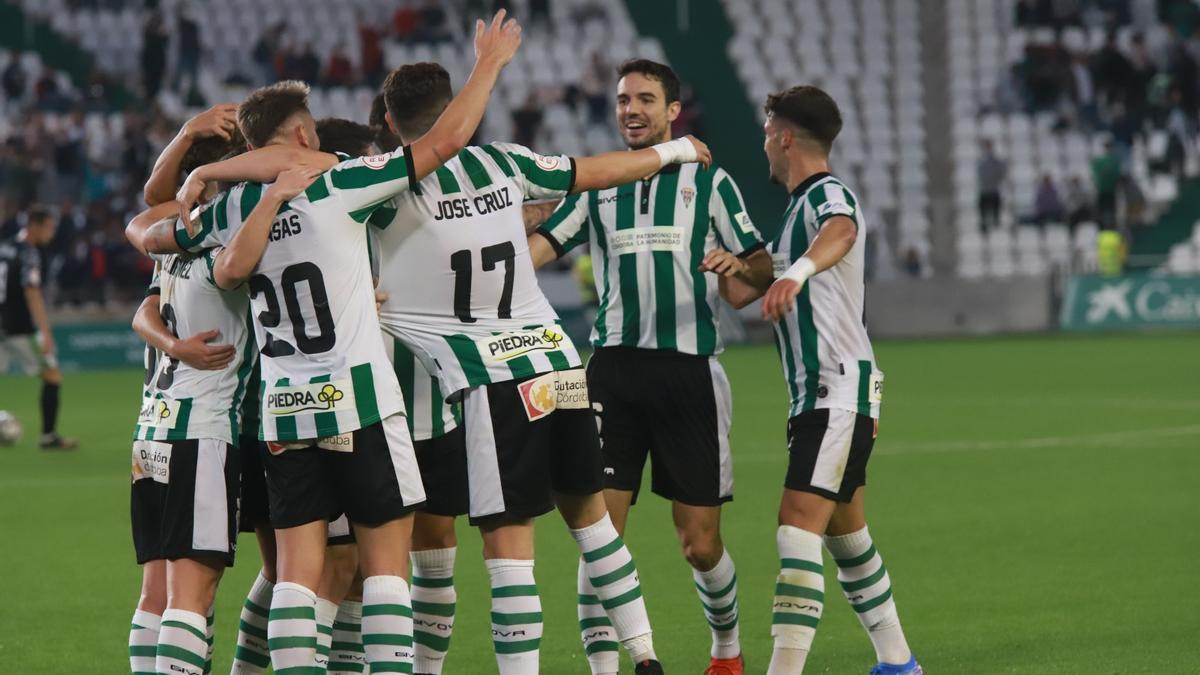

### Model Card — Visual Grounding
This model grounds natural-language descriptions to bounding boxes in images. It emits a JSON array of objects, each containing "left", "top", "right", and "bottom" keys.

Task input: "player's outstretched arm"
[
  {"left": 703, "top": 247, "right": 775, "bottom": 309},
  {"left": 133, "top": 295, "right": 236, "bottom": 370},
  {"left": 572, "top": 136, "right": 711, "bottom": 194},
  {"left": 144, "top": 104, "right": 238, "bottom": 205},
  {"left": 127, "top": 202, "right": 186, "bottom": 255},
  {"left": 528, "top": 233, "right": 558, "bottom": 269},
  {"left": 212, "top": 167, "right": 322, "bottom": 290},
  {"left": 407, "top": 10, "right": 521, "bottom": 180},
  {"left": 761, "top": 215, "right": 857, "bottom": 321}
]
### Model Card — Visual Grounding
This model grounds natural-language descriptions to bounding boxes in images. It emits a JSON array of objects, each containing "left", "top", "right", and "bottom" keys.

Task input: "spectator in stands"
[
  {"left": 512, "top": 92, "right": 543, "bottom": 148},
  {"left": 34, "top": 67, "right": 67, "bottom": 112},
  {"left": 176, "top": 5, "right": 202, "bottom": 95},
  {"left": 252, "top": 22, "right": 286, "bottom": 86},
  {"left": 1165, "top": 86, "right": 1192, "bottom": 178},
  {"left": 295, "top": 43, "right": 322, "bottom": 84},
  {"left": 902, "top": 247, "right": 922, "bottom": 277},
  {"left": 1119, "top": 174, "right": 1148, "bottom": 228},
  {"left": 3, "top": 51, "right": 26, "bottom": 107},
  {"left": 359, "top": 12, "right": 385, "bottom": 85},
  {"left": 993, "top": 64, "right": 1029, "bottom": 114},
  {"left": 325, "top": 44, "right": 355, "bottom": 86},
  {"left": 1034, "top": 174, "right": 1065, "bottom": 224},
  {"left": 1126, "top": 33, "right": 1156, "bottom": 127},
  {"left": 978, "top": 140, "right": 1007, "bottom": 231},
  {"left": 1064, "top": 175, "right": 1094, "bottom": 227},
  {"left": 1091, "top": 140, "right": 1121, "bottom": 229},
  {"left": 53, "top": 110, "right": 86, "bottom": 204},
  {"left": 140, "top": 11, "right": 169, "bottom": 99},
  {"left": 530, "top": 0, "right": 551, "bottom": 30},
  {"left": 1092, "top": 31, "right": 1132, "bottom": 108},
  {"left": 417, "top": 0, "right": 452, "bottom": 44},
  {"left": 580, "top": 52, "right": 611, "bottom": 126},
  {"left": 392, "top": 2, "right": 420, "bottom": 41},
  {"left": 1069, "top": 53, "right": 1098, "bottom": 128}
]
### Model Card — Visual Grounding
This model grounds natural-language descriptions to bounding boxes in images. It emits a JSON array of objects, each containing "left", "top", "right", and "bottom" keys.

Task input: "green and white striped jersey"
[
  {"left": 173, "top": 148, "right": 415, "bottom": 441},
  {"left": 389, "top": 338, "right": 459, "bottom": 441},
  {"left": 132, "top": 250, "right": 257, "bottom": 444},
  {"left": 769, "top": 172, "right": 882, "bottom": 419},
  {"left": 538, "top": 163, "right": 764, "bottom": 355},
  {"left": 372, "top": 143, "right": 582, "bottom": 397}
]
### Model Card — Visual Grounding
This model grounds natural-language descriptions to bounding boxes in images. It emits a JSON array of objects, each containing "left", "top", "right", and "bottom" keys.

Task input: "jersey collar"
[{"left": 790, "top": 171, "right": 831, "bottom": 198}]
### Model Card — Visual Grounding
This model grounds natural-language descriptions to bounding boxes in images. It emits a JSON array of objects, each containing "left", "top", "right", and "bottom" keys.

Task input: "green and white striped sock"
[
  {"left": 693, "top": 548, "right": 741, "bottom": 659},
  {"left": 486, "top": 559, "right": 542, "bottom": 675},
  {"left": 157, "top": 608, "right": 209, "bottom": 675},
  {"left": 268, "top": 581, "right": 320, "bottom": 675},
  {"left": 768, "top": 525, "right": 825, "bottom": 675},
  {"left": 576, "top": 564, "right": 619, "bottom": 675},
  {"left": 328, "top": 600, "right": 368, "bottom": 674},
  {"left": 571, "top": 515, "right": 655, "bottom": 664},
  {"left": 204, "top": 604, "right": 215, "bottom": 674},
  {"left": 128, "top": 609, "right": 160, "bottom": 675},
  {"left": 232, "top": 572, "right": 274, "bottom": 673},
  {"left": 825, "top": 527, "right": 912, "bottom": 665},
  {"left": 411, "top": 547, "right": 457, "bottom": 675},
  {"left": 362, "top": 574, "right": 415, "bottom": 673},
  {"left": 316, "top": 598, "right": 339, "bottom": 670}
]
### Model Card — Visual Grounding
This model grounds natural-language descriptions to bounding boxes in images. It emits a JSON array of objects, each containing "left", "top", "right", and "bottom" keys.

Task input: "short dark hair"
[
  {"left": 616, "top": 59, "right": 681, "bottom": 103},
  {"left": 764, "top": 85, "right": 842, "bottom": 153},
  {"left": 369, "top": 92, "right": 402, "bottom": 152},
  {"left": 381, "top": 63, "right": 453, "bottom": 140},
  {"left": 316, "top": 118, "right": 376, "bottom": 157},
  {"left": 25, "top": 205, "right": 51, "bottom": 226},
  {"left": 238, "top": 80, "right": 311, "bottom": 149},
  {"left": 181, "top": 128, "right": 244, "bottom": 175}
]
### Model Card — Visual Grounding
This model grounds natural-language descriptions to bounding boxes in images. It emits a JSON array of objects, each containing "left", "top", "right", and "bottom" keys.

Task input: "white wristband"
[
  {"left": 780, "top": 256, "right": 817, "bottom": 284},
  {"left": 651, "top": 138, "right": 697, "bottom": 168}
]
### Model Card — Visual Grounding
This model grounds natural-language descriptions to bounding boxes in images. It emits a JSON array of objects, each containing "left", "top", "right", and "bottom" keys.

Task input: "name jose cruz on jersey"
[{"left": 433, "top": 185, "right": 514, "bottom": 221}]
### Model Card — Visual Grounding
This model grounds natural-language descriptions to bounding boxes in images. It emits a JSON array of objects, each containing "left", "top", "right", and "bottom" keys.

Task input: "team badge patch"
[
  {"left": 518, "top": 373, "right": 557, "bottom": 421},
  {"left": 534, "top": 154, "right": 560, "bottom": 171},
  {"left": 361, "top": 154, "right": 390, "bottom": 170},
  {"left": 517, "top": 370, "right": 591, "bottom": 422},
  {"left": 680, "top": 187, "right": 695, "bottom": 207}
]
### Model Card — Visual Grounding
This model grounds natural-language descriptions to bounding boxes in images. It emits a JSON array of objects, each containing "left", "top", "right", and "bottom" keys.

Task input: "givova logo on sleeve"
[
  {"left": 478, "top": 327, "right": 572, "bottom": 364},
  {"left": 131, "top": 440, "right": 171, "bottom": 484},
  {"left": 266, "top": 381, "right": 356, "bottom": 416}
]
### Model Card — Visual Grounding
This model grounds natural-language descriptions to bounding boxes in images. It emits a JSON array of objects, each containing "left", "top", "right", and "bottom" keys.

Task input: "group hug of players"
[{"left": 121, "top": 11, "right": 922, "bottom": 675}]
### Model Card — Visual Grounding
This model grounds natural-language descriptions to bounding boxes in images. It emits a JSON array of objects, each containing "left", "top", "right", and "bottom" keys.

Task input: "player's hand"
[
  {"left": 182, "top": 104, "right": 238, "bottom": 142},
  {"left": 172, "top": 329, "right": 236, "bottom": 370},
  {"left": 761, "top": 277, "right": 803, "bottom": 321},
  {"left": 40, "top": 332, "right": 55, "bottom": 356},
  {"left": 699, "top": 249, "right": 747, "bottom": 277},
  {"left": 375, "top": 289, "right": 389, "bottom": 316},
  {"left": 474, "top": 9, "right": 522, "bottom": 68},
  {"left": 266, "top": 166, "right": 323, "bottom": 203},
  {"left": 176, "top": 173, "right": 208, "bottom": 237},
  {"left": 683, "top": 135, "right": 712, "bottom": 169}
]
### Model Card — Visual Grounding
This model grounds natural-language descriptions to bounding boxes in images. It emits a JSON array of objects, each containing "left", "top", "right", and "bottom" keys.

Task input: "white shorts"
[{"left": 0, "top": 334, "right": 57, "bottom": 376}]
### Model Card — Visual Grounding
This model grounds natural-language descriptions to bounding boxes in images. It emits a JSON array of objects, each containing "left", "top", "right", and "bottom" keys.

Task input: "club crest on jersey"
[
  {"left": 534, "top": 154, "right": 560, "bottom": 171},
  {"left": 477, "top": 327, "right": 570, "bottom": 364},
  {"left": 266, "top": 381, "right": 354, "bottom": 416},
  {"left": 361, "top": 154, "right": 391, "bottom": 170},
  {"left": 680, "top": 187, "right": 695, "bottom": 207}
]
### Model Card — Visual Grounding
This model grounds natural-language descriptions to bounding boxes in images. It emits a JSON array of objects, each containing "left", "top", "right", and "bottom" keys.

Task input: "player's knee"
[
  {"left": 42, "top": 368, "right": 62, "bottom": 385},
  {"left": 138, "top": 587, "right": 168, "bottom": 615},
  {"left": 325, "top": 544, "right": 359, "bottom": 583},
  {"left": 680, "top": 531, "right": 723, "bottom": 571}
]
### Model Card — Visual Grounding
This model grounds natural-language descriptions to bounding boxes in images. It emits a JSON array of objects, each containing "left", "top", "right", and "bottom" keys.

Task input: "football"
[{"left": 0, "top": 411, "right": 22, "bottom": 446}]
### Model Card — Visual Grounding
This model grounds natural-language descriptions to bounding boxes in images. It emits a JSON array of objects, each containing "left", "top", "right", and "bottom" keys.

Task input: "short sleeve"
[
  {"left": 809, "top": 180, "right": 859, "bottom": 229},
  {"left": 17, "top": 244, "right": 41, "bottom": 289},
  {"left": 326, "top": 146, "right": 415, "bottom": 216},
  {"left": 491, "top": 143, "right": 575, "bottom": 201},
  {"left": 536, "top": 193, "right": 590, "bottom": 258},
  {"left": 709, "top": 169, "right": 764, "bottom": 256},
  {"left": 145, "top": 261, "right": 162, "bottom": 297},
  {"left": 174, "top": 184, "right": 246, "bottom": 252}
]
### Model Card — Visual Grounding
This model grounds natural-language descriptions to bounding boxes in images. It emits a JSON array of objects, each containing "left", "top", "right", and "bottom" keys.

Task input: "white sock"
[
  {"left": 268, "top": 582, "right": 319, "bottom": 674},
  {"left": 693, "top": 548, "right": 741, "bottom": 659},
  {"left": 129, "top": 609, "right": 160, "bottom": 674},
  {"left": 411, "top": 547, "right": 457, "bottom": 674},
  {"left": 767, "top": 525, "right": 825, "bottom": 675},
  {"left": 825, "top": 527, "right": 913, "bottom": 665},
  {"left": 315, "top": 597, "right": 339, "bottom": 670},
  {"left": 577, "top": 562, "right": 619, "bottom": 675},
  {"left": 232, "top": 571, "right": 274, "bottom": 673},
  {"left": 157, "top": 608, "right": 209, "bottom": 675},
  {"left": 486, "top": 558, "right": 542, "bottom": 675},
  {"left": 571, "top": 514, "right": 656, "bottom": 663},
  {"left": 328, "top": 600, "right": 367, "bottom": 674},
  {"left": 362, "top": 575, "right": 415, "bottom": 673}
]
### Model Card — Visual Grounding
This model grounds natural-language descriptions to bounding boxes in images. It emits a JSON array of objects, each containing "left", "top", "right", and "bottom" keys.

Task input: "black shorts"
[
  {"left": 460, "top": 369, "right": 603, "bottom": 525},
  {"left": 414, "top": 424, "right": 469, "bottom": 517},
  {"left": 238, "top": 434, "right": 270, "bottom": 533},
  {"left": 263, "top": 414, "right": 426, "bottom": 530},
  {"left": 785, "top": 409, "right": 876, "bottom": 502},
  {"left": 587, "top": 347, "right": 734, "bottom": 506},
  {"left": 131, "top": 438, "right": 239, "bottom": 566}
]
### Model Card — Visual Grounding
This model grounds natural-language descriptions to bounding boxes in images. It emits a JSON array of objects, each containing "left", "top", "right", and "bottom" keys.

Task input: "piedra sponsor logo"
[
  {"left": 479, "top": 327, "right": 567, "bottom": 363},
  {"left": 267, "top": 382, "right": 348, "bottom": 415}
]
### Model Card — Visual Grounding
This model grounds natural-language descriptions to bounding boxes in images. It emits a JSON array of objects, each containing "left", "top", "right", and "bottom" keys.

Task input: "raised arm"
[
  {"left": 572, "top": 135, "right": 711, "bottom": 193},
  {"left": 212, "top": 167, "right": 322, "bottom": 290},
  {"left": 761, "top": 215, "right": 857, "bottom": 320},
  {"left": 144, "top": 104, "right": 238, "bottom": 205},
  {"left": 176, "top": 145, "right": 338, "bottom": 226},
  {"left": 126, "top": 201, "right": 186, "bottom": 255},
  {"left": 407, "top": 10, "right": 521, "bottom": 180}
]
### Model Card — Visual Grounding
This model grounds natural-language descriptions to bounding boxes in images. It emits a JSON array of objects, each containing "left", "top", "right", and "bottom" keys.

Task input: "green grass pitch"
[{"left": 1, "top": 333, "right": 1197, "bottom": 673}]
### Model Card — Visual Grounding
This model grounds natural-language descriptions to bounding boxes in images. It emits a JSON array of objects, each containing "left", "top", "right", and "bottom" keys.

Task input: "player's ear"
[
  {"left": 384, "top": 111, "right": 400, "bottom": 136},
  {"left": 665, "top": 100, "right": 682, "bottom": 124},
  {"left": 295, "top": 125, "right": 310, "bottom": 149}
]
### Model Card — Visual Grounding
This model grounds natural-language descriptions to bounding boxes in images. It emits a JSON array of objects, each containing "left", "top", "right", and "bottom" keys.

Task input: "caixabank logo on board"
[{"left": 1062, "top": 275, "right": 1200, "bottom": 330}]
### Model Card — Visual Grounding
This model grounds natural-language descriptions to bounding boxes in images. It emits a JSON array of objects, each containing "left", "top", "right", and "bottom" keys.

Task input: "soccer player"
[
  {"left": 717, "top": 86, "right": 923, "bottom": 675},
  {"left": 138, "top": 13, "right": 523, "bottom": 673},
  {"left": 0, "top": 206, "right": 76, "bottom": 449},
  {"left": 530, "top": 59, "right": 769, "bottom": 675}
]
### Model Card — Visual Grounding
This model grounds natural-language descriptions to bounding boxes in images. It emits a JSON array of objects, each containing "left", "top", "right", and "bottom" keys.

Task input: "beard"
[{"left": 621, "top": 121, "right": 668, "bottom": 150}]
